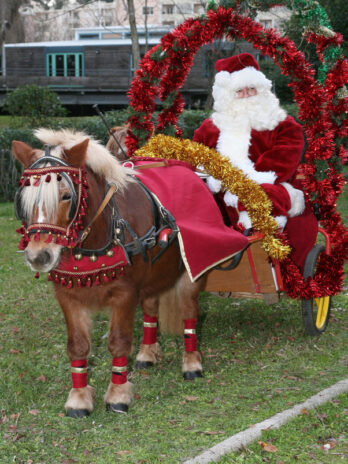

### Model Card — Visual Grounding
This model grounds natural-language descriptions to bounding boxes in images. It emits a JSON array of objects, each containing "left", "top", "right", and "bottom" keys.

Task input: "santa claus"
[{"left": 193, "top": 53, "right": 318, "bottom": 269}]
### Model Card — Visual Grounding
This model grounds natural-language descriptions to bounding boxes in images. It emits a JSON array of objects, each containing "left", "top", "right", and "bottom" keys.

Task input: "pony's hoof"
[
  {"left": 66, "top": 408, "right": 90, "bottom": 418},
  {"left": 106, "top": 403, "right": 129, "bottom": 414},
  {"left": 135, "top": 360, "right": 154, "bottom": 369},
  {"left": 183, "top": 371, "right": 203, "bottom": 381}
]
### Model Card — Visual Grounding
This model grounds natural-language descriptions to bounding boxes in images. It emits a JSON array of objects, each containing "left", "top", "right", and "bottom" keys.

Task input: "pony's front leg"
[
  {"left": 136, "top": 296, "right": 162, "bottom": 369},
  {"left": 104, "top": 295, "right": 137, "bottom": 413},
  {"left": 59, "top": 301, "right": 96, "bottom": 418}
]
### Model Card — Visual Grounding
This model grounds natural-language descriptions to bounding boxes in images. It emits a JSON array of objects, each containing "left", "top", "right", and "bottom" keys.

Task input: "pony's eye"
[{"left": 62, "top": 192, "right": 72, "bottom": 201}]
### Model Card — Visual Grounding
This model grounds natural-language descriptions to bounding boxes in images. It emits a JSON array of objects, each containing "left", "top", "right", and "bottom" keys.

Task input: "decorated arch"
[{"left": 126, "top": 2, "right": 347, "bottom": 299}]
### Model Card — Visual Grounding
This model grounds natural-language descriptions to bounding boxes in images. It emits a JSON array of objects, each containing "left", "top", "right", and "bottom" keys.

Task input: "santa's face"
[
  {"left": 213, "top": 83, "right": 286, "bottom": 132},
  {"left": 235, "top": 87, "right": 257, "bottom": 99}
]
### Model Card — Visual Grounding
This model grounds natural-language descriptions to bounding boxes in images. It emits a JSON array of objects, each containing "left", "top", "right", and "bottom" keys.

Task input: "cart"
[{"left": 158, "top": 227, "right": 332, "bottom": 337}]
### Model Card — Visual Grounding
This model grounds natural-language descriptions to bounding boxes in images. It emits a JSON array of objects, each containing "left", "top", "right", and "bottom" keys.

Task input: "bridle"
[{"left": 15, "top": 148, "right": 87, "bottom": 250}]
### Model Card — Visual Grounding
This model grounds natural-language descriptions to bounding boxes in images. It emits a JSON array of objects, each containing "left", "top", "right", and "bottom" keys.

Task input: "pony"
[
  {"left": 105, "top": 124, "right": 129, "bottom": 161},
  {"left": 12, "top": 129, "right": 208, "bottom": 418}
]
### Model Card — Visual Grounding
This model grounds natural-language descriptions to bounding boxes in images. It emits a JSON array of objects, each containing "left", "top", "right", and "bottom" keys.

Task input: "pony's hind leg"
[
  {"left": 57, "top": 299, "right": 96, "bottom": 418},
  {"left": 176, "top": 272, "right": 207, "bottom": 380},
  {"left": 104, "top": 293, "right": 137, "bottom": 413},
  {"left": 136, "top": 296, "right": 162, "bottom": 369}
]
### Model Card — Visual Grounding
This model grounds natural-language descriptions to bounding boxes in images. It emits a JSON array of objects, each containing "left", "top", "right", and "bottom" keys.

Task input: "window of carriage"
[
  {"left": 46, "top": 52, "right": 84, "bottom": 77},
  {"left": 143, "top": 6, "right": 154, "bottom": 15},
  {"left": 162, "top": 4, "right": 174, "bottom": 14}
]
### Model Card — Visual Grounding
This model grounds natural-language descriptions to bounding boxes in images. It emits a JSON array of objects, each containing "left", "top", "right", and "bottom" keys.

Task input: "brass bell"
[
  {"left": 106, "top": 249, "right": 114, "bottom": 257},
  {"left": 89, "top": 255, "right": 97, "bottom": 263},
  {"left": 74, "top": 253, "right": 82, "bottom": 261}
]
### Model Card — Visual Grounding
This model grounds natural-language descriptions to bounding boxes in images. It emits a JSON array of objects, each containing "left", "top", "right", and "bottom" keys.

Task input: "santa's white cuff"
[
  {"left": 281, "top": 182, "right": 305, "bottom": 217},
  {"left": 274, "top": 215, "right": 287, "bottom": 230},
  {"left": 206, "top": 176, "right": 222, "bottom": 193},
  {"left": 224, "top": 191, "right": 239, "bottom": 207},
  {"left": 238, "top": 211, "right": 252, "bottom": 229}
]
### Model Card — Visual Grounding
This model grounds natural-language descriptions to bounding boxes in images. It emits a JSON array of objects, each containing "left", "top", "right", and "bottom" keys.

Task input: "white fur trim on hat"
[
  {"left": 281, "top": 182, "right": 305, "bottom": 217},
  {"left": 214, "top": 67, "right": 272, "bottom": 93}
]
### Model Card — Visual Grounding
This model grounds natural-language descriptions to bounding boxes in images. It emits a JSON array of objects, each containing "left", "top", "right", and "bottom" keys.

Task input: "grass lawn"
[{"left": 0, "top": 169, "right": 347, "bottom": 463}]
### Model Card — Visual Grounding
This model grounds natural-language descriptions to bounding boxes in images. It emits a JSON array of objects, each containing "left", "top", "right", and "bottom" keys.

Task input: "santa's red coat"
[{"left": 193, "top": 116, "right": 318, "bottom": 269}]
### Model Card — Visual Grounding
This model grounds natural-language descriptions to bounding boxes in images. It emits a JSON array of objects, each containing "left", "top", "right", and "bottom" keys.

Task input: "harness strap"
[{"left": 79, "top": 184, "right": 118, "bottom": 243}]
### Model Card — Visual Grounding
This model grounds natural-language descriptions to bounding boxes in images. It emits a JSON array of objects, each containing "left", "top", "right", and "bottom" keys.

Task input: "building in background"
[{"left": 0, "top": 2, "right": 290, "bottom": 110}]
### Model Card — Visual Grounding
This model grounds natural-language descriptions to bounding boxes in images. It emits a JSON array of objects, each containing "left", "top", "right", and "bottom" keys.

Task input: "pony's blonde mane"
[{"left": 34, "top": 128, "right": 131, "bottom": 191}]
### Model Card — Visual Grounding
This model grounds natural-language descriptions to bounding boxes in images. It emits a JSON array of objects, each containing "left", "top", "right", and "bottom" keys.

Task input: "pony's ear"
[
  {"left": 63, "top": 139, "right": 89, "bottom": 167},
  {"left": 12, "top": 141, "right": 39, "bottom": 167}
]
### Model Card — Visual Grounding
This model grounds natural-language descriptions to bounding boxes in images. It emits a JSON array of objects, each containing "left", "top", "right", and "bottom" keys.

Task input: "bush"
[{"left": 1, "top": 85, "right": 67, "bottom": 127}]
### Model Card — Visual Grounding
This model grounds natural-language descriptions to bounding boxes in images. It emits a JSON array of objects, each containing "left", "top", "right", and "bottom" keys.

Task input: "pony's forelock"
[{"left": 21, "top": 172, "right": 65, "bottom": 223}]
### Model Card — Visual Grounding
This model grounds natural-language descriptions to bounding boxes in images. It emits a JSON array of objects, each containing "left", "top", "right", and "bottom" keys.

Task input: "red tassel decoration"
[
  {"left": 34, "top": 231, "right": 40, "bottom": 241},
  {"left": 77, "top": 278, "right": 82, "bottom": 288},
  {"left": 67, "top": 280, "right": 73, "bottom": 289},
  {"left": 94, "top": 275, "right": 100, "bottom": 286},
  {"left": 44, "top": 232, "right": 53, "bottom": 243},
  {"left": 35, "top": 272, "right": 40, "bottom": 279},
  {"left": 33, "top": 176, "right": 41, "bottom": 187},
  {"left": 111, "top": 356, "right": 127, "bottom": 385},
  {"left": 184, "top": 319, "right": 197, "bottom": 352},
  {"left": 45, "top": 174, "right": 51, "bottom": 183},
  {"left": 71, "top": 359, "right": 88, "bottom": 389},
  {"left": 86, "top": 277, "right": 92, "bottom": 288},
  {"left": 57, "top": 174, "right": 62, "bottom": 181},
  {"left": 48, "top": 273, "right": 53, "bottom": 281},
  {"left": 103, "top": 273, "right": 109, "bottom": 283},
  {"left": 24, "top": 178, "right": 31, "bottom": 187},
  {"left": 54, "top": 274, "right": 59, "bottom": 284},
  {"left": 142, "top": 313, "right": 158, "bottom": 345}
]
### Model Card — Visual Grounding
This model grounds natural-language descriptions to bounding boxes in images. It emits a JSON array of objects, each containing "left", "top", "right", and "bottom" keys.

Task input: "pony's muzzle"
[{"left": 24, "top": 244, "right": 61, "bottom": 272}]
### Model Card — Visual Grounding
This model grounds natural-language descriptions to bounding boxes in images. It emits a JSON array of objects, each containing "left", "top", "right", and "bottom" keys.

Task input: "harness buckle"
[{"left": 122, "top": 161, "right": 135, "bottom": 169}]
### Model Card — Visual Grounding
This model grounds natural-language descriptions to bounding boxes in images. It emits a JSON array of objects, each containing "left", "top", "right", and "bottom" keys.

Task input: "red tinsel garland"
[{"left": 126, "top": 6, "right": 348, "bottom": 299}]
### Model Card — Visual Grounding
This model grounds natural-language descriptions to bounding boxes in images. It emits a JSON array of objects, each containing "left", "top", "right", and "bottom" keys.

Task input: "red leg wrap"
[
  {"left": 184, "top": 319, "right": 197, "bottom": 352},
  {"left": 111, "top": 356, "right": 128, "bottom": 385},
  {"left": 71, "top": 359, "right": 88, "bottom": 388},
  {"left": 142, "top": 313, "right": 158, "bottom": 345}
]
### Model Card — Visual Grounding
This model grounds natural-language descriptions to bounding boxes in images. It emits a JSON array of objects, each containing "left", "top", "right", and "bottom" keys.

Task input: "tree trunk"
[{"left": 127, "top": 0, "right": 140, "bottom": 73}]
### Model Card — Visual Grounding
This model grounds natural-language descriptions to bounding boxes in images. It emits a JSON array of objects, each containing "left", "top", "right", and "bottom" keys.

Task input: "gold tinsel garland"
[{"left": 134, "top": 134, "right": 291, "bottom": 260}]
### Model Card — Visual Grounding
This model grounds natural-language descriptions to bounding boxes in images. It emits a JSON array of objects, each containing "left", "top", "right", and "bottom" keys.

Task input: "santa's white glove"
[
  {"left": 238, "top": 211, "right": 252, "bottom": 229},
  {"left": 223, "top": 191, "right": 239, "bottom": 208},
  {"left": 206, "top": 176, "right": 221, "bottom": 193}
]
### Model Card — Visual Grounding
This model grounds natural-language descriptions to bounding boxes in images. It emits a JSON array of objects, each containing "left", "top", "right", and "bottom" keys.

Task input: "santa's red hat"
[{"left": 214, "top": 53, "right": 271, "bottom": 91}]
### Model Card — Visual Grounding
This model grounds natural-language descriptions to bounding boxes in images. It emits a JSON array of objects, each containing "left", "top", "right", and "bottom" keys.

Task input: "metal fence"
[{"left": 0, "top": 149, "right": 22, "bottom": 202}]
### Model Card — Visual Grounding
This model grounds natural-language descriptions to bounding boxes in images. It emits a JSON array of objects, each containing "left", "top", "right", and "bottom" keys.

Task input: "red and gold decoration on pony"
[
  {"left": 71, "top": 359, "right": 88, "bottom": 389},
  {"left": 126, "top": 2, "right": 347, "bottom": 300},
  {"left": 16, "top": 165, "right": 88, "bottom": 250}
]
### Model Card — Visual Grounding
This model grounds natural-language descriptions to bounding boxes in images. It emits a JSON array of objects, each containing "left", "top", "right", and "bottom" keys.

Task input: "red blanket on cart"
[{"left": 132, "top": 159, "right": 249, "bottom": 281}]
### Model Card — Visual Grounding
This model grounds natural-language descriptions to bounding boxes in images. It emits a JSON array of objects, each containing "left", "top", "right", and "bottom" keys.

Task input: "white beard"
[{"left": 212, "top": 88, "right": 287, "bottom": 185}]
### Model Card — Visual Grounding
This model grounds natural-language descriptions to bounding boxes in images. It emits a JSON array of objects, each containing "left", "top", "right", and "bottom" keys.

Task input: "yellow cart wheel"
[{"left": 301, "top": 244, "right": 331, "bottom": 335}]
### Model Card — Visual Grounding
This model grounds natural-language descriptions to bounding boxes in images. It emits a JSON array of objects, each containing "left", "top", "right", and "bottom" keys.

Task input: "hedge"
[{"left": 0, "top": 105, "right": 298, "bottom": 202}]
